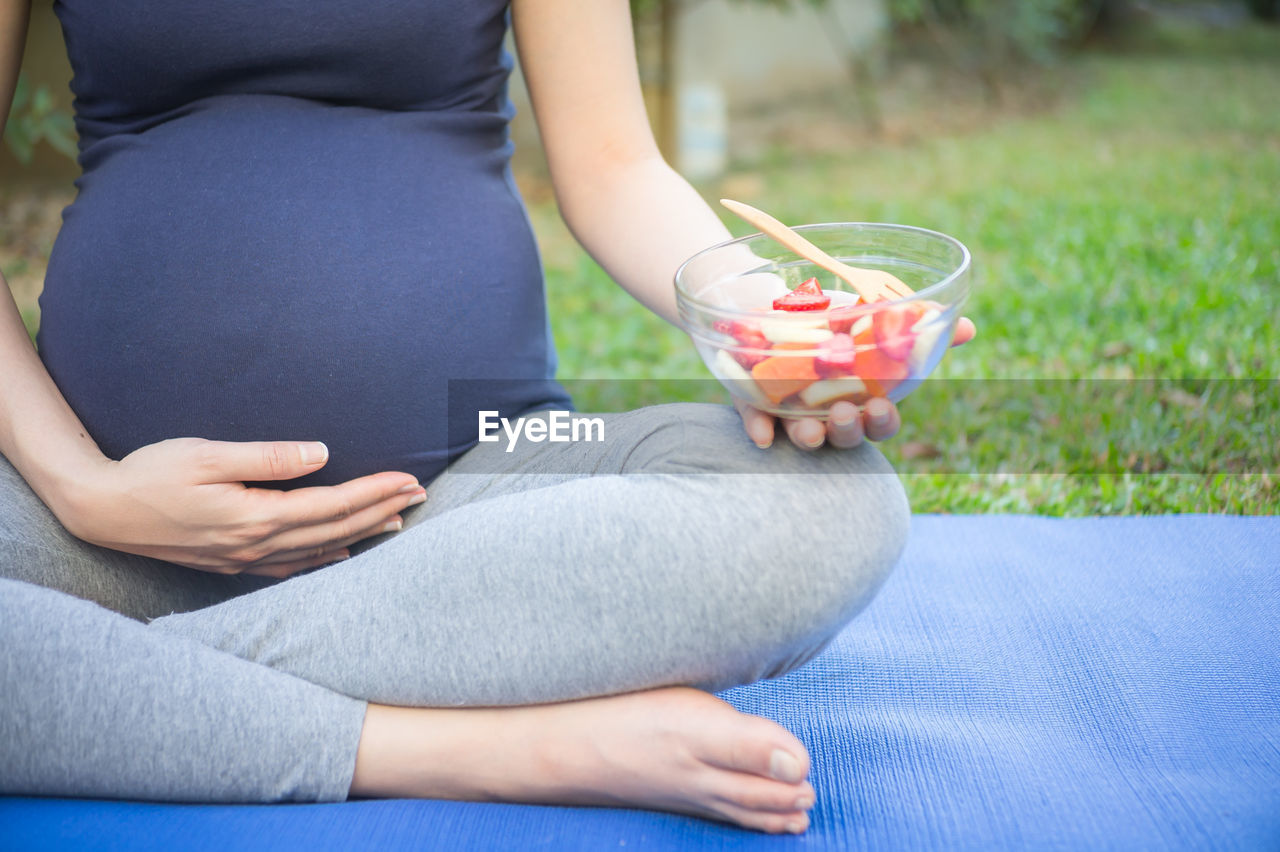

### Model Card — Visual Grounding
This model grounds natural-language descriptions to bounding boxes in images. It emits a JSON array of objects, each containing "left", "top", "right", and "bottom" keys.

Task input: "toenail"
[
  {"left": 795, "top": 795, "right": 814, "bottom": 810},
  {"left": 769, "top": 749, "right": 804, "bottom": 783}
]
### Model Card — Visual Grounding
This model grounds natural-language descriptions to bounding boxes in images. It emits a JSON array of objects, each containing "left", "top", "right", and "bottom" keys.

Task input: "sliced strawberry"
[
  {"left": 714, "top": 318, "right": 765, "bottom": 344},
  {"left": 772, "top": 277, "right": 832, "bottom": 312},
  {"left": 828, "top": 304, "right": 867, "bottom": 334},
  {"left": 729, "top": 328, "right": 771, "bottom": 369},
  {"left": 772, "top": 291, "right": 831, "bottom": 312},
  {"left": 815, "top": 333, "right": 857, "bottom": 377},
  {"left": 872, "top": 307, "right": 918, "bottom": 361},
  {"left": 713, "top": 317, "right": 771, "bottom": 368},
  {"left": 731, "top": 346, "right": 770, "bottom": 370}
]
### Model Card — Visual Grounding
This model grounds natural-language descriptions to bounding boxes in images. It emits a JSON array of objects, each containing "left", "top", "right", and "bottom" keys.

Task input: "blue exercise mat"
[{"left": 4, "top": 515, "right": 1278, "bottom": 851}]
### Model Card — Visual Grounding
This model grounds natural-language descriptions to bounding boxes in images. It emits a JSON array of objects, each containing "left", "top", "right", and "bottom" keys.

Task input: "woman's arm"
[
  {"left": 511, "top": 0, "right": 728, "bottom": 327},
  {"left": 0, "top": 0, "right": 423, "bottom": 574},
  {"left": 513, "top": 0, "right": 929, "bottom": 449},
  {"left": 0, "top": 0, "right": 103, "bottom": 508}
]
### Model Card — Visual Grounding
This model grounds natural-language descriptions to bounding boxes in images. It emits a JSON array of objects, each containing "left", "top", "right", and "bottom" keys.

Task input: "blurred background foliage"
[
  {"left": 3, "top": 73, "right": 76, "bottom": 165},
  {"left": 4, "top": 0, "right": 1277, "bottom": 514}
]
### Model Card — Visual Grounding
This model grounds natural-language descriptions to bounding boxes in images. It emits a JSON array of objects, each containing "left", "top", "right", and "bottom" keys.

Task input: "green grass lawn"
[
  {"left": 5, "top": 25, "right": 1275, "bottom": 515},
  {"left": 532, "top": 31, "right": 1279, "bottom": 515}
]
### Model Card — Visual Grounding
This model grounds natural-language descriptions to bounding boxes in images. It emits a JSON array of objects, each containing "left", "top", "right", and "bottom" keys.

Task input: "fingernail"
[
  {"left": 382, "top": 519, "right": 403, "bottom": 534},
  {"left": 753, "top": 428, "right": 773, "bottom": 449},
  {"left": 299, "top": 442, "right": 328, "bottom": 466},
  {"left": 331, "top": 550, "right": 350, "bottom": 563},
  {"left": 867, "top": 399, "right": 891, "bottom": 426},
  {"left": 795, "top": 795, "right": 814, "bottom": 810},
  {"left": 802, "top": 434, "right": 824, "bottom": 449},
  {"left": 770, "top": 749, "right": 804, "bottom": 783},
  {"left": 406, "top": 491, "right": 426, "bottom": 506},
  {"left": 396, "top": 483, "right": 421, "bottom": 495},
  {"left": 831, "top": 411, "right": 856, "bottom": 427},
  {"left": 786, "top": 820, "right": 806, "bottom": 834}
]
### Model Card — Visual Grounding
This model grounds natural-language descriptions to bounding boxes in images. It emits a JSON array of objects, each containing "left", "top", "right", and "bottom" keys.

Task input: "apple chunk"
[
  {"left": 798, "top": 377, "right": 868, "bottom": 407},
  {"left": 759, "top": 317, "right": 834, "bottom": 345},
  {"left": 713, "top": 348, "right": 769, "bottom": 406},
  {"left": 907, "top": 308, "right": 947, "bottom": 372}
]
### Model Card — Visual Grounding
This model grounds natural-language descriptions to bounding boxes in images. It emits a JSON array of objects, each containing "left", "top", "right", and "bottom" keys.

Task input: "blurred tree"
[
  {"left": 4, "top": 73, "right": 77, "bottom": 165},
  {"left": 631, "top": 0, "right": 891, "bottom": 144},
  {"left": 885, "top": 0, "right": 1109, "bottom": 101},
  {"left": 1246, "top": 0, "right": 1278, "bottom": 21}
]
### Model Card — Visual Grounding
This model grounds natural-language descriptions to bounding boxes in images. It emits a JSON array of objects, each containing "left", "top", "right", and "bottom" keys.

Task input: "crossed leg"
[{"left": 1, "top": 404, "right": 909, "bottom": 832}]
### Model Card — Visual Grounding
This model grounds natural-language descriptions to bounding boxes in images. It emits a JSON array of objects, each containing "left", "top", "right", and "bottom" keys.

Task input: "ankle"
[{"left": 351, "top": 703, "right": 532, "bottom": 802}]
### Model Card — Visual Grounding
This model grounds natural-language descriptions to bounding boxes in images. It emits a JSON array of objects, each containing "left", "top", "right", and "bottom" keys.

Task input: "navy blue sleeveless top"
[{"left": 39, "top": 0, "right": 572, "bottom": 486}]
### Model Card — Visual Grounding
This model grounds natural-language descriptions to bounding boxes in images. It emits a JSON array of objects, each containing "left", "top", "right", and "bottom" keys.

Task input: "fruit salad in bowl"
[{"left": 675, "top": 222, "right": 972, "bottom": 419}]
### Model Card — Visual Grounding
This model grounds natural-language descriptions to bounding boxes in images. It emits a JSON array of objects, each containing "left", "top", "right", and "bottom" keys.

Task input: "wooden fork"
[{"left": 720, "top": 199, "right": 915, "bottom": 302}]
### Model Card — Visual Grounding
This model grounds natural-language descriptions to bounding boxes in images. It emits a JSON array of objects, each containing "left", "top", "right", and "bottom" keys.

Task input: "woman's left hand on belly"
[{"left": 65, "top": 438, "right": 427, "bottom": 577}]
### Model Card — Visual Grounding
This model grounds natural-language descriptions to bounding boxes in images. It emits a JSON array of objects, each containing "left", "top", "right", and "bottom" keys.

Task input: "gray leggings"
[{"left": 0, "top": 403, "right": 909, "bottom": 803}]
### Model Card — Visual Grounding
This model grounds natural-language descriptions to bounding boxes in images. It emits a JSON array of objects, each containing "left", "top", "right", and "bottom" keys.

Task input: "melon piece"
[
  {"left": 798, "top": 377, "right": 869, "bottom": 407},
  {"left": 854, "top": 346, "right": 910, "bottom": 398},
  {"left": 750, "top": 352, "right": 820, "bottom": 405}
]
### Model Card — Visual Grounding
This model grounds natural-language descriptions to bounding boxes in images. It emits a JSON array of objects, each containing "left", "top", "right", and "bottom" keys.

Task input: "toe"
[
  {"left": 702, "top": 770, "right": 815, "bottom": 814},
  {"left": 698, "top": 715, "right": 810, "bottom": 782},
  {"left": 708, "top": 800, "right": 811, "bottom": 835}
]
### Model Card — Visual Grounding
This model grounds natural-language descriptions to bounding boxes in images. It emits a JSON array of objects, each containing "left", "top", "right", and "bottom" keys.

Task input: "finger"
[
  {"left": 242, "top": 549, "right": 351, "bottom": 578},
  {"left": 265, "top": 471, "right": 423, "bottom": 528},
  {"left": 252, "top": 498, "right": 415, "bottom": 565},
  {"left": 783, "top": 417, "right": 826, "bottom": 451},
  {"left": 951, "top": 317, "right": 976, "bottom": 346},
  {"left": 863, "top": 397, "right": 901, "bottom": 442},
  {"left": 193, "top": 439, "right": 332, "bottom": 483},
  {"left": 733, "top": 399, "right": 776, "bottom": 449},
  {"left": 825, "top": 401, "right": 865, "bottom": 449}
]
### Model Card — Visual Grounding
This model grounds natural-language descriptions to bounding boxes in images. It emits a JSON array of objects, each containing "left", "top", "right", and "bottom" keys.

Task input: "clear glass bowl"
[{"left": 675, "top": 222, "right": 972, "bottom": 418}]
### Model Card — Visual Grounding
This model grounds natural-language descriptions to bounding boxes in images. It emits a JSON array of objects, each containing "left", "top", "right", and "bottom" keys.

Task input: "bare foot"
[{"left": 350, "top": 686, "right": 815, "bottom": 834}]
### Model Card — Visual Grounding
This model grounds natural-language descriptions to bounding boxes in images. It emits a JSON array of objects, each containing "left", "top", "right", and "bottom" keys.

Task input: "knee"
[
  {"left": 604, "top": 403, "right": 912, "bottom": 687},
  {"left": 687, "top": 449, "right": 910, "bottom": 689},
  {"left": 757, "top": 453, "right": 909, "bottom": 643}
]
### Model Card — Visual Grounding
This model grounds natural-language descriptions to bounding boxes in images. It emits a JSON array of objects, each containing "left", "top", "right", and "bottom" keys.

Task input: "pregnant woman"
[{"left": 0, "top": 0, "right": 971, "bottom": 833}]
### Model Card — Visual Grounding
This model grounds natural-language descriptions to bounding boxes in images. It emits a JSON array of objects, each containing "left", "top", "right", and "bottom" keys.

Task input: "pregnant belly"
[{"left": 39, "top": 95, "right": 569, "bottom": 486}]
